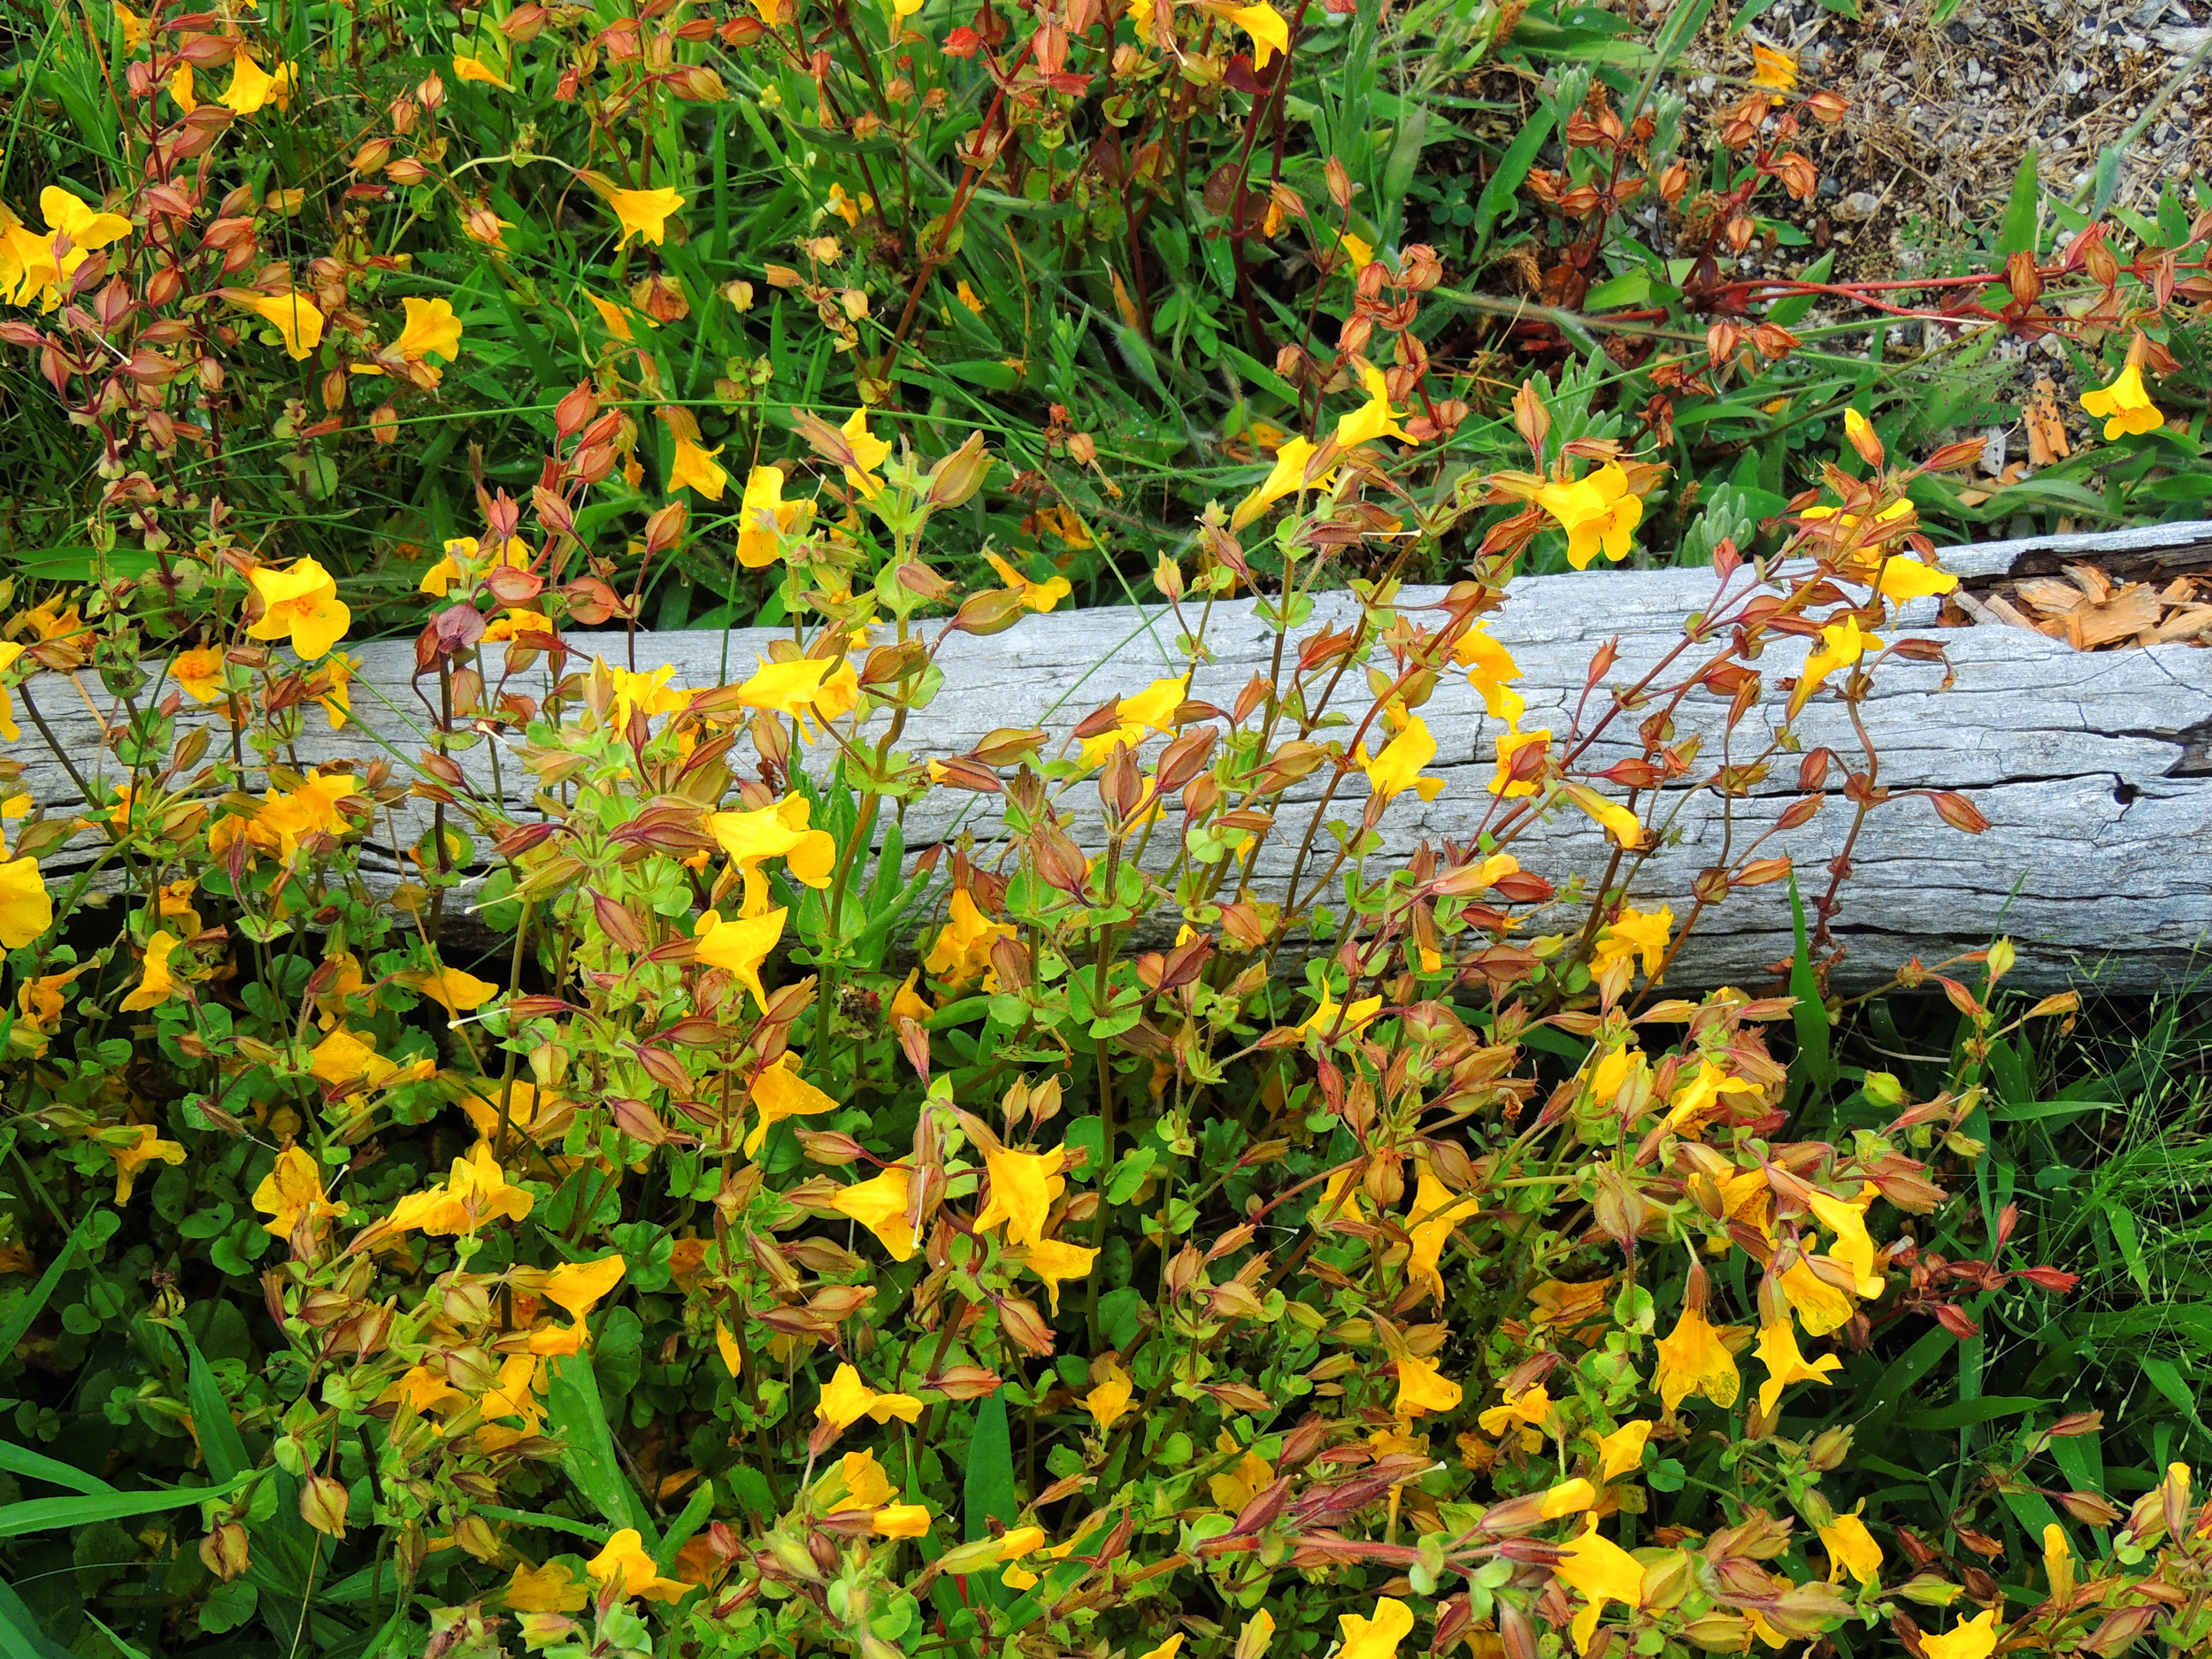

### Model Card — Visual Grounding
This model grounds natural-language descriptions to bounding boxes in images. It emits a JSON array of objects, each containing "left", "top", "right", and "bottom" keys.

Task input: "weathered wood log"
[{"left": 19, "top": 521, "right": 2212, "bottom": 989}]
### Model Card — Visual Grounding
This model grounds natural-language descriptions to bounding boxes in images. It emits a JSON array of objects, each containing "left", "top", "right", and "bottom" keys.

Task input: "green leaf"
[
  {"left": 1895, "top": 1396, "right": 2046, "bottom": 1431},
  {"left": 1997, "top": 148, "right": 2040, "bottom": 255},
  {"left": 0, "top": 1217, "right": 91, "bottom": 1363},
  {"left": 545, "top": 1355, "right": 655, "bottom": 1540},
  {"left": 0, "top": 1470, "right": 250, "bottom": 1538},
  {"left": 653, "top": 1481, "right": 718, "bottom": 1577},
  {"left": 180, "top": 1328, "right": 250, "bottom": 1482},
  {"left": 0, "top": 1572, "right": 77, "bottom": 1658},
  {"left": 960, "top": 1392, "right": 1018, "bottom": 1608},
  {"left": 1472, "top": 109, "right": 1555, "bottom": 255},
  {"left": 0, "top": 1440, "right": 112, "bottom": 1496}
]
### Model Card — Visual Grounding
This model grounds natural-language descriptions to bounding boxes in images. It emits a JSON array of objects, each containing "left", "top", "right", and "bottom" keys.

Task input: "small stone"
[
  {"left": 1947, "top": 19, "right": 1970, "bottom": 40},
  {"left": 1837, "top": 190, "right": 1883, "bottom": 221}
]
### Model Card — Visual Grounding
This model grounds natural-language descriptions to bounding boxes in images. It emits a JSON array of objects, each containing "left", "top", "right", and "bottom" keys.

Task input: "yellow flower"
[
  {"left": 504, "top": 1560, "right": 588, "bottom": 1613},
  {"left": 1778, "top": 1256, "right": 1857, "bottom": 1337},
  {"left": 1019, "top": 1237, "right": 1097, "bottom": 1314},
  {"left": 1394, "top": 1354, "right": 1462, "bottom": 1418},
  {"left": 1207, "top": 1432, "right": 1275, "bottom": 1511},
  {"left": 890, "top": 970, "right": 929, "bottom": 1025},
  {"left": 253, "top": 1146, "right": 347, "bottom": 1239},
  {"left": 1661, "top": 1057, "right": 1761, "bottom": 1133},
  {"left": 817, "top": 1362, "right": 924, "bottom": 1429},
  {"left": 836, "top": 1450, "right": 895, "bottom": 1509},
  {"left": 1230, "top": 2, "right": 1288, "bottom": 69},
  {"left": 0, "top": 856, "right": 55, "bottom": 949},
  {"left": 40, "top": 187, "right": 133, "bottom": 260},
  {"left": 451, "top": 51, "right": 512, "bottom": 89},
  {"left": 0, "top": 641, "right": 26, "bottom": 741},
  {"left": 1489, "top": 727, "right": 1549, "bottom": 797},
  {"left": 114, "top": 4, "right": 148, "bottom": 50},
  {"left": 412, "top": 964, "right": 501, "bottom": 1025},
  {"left": 1790, "top": 614, "right": 1877, "bottom": 717},
  {"left": 1564, "top": 783, "right": 1641, "bottom": 845},
  {"left": 1085, "top": 1364, "right": 1133, "bottom": 1430},
  {"left": 1535, "top": 464, "right": 1641, "bottom": 569},
  {"left": 392, "top": 296, "right": 464, "bottom": 362},
  {"left": 107, "top": 1125, "right": 187, "bottom": 1203},
  {"left": 840, "top": 405, "right": 892, "bottom": 495},
  {"left": 1818, "top": 1509, "right": 1883, "bottom": 1586},
  {"left": 668, "top": 436, "right": 729, "bottom": 501},
  {"left": 872, "top": 1502, "right": 932, "bottom": 1538},
  {"left": 119, "top": 931, "right": 181, "bottom": 1012},
  {"left": 1334, "top": 360, "right": 1414, "bottom": 449},
  {"left": 1336, "top": 1597, "right": 1415, "bottom": 1659},
  {"left": 1405, "top": 1161, "right": 1479, "bottom": 1302},
  {"left": 230, "top": 288, "right": 324, "bottom": 359},
  {"left": 1479, "top": 1383, "right": 1548, "bottom": 1436},
  {"left": 975, "top": 1145, "right": 1064, "bottom": 1249},
  {"left": 2041, "top": 1521, "right": 2070, "bottom": 1600},
  {"left": 419, "top": 534, "right": 531, "bottom": 596},
  {"left": 831, "top": 1166, "right": 917, "bottom": 1261},
  {"left": 595, "top": 180, "right": 686, "bottom": 247},
  {"left": 587, "top": 292, "right": 653, "bottom": 341},
  {"left": 1339, "top": 229, "right": 1374, "bottom": 268},
  {"left": 984, "top": 550, "right": 1072, "bottom": 613},
  {"left": 1594, "top": 1419, "right": 1651, "bottom": 1482},
  {"left": 707, "top": 795, "right": 836, "bottom": 916},
  {"left": 1553, "top": 1517, "right": 1646, "bottom": 1653},
  {"left": 715, "top": 1318, "right": 744, "bottom": 1378},
  {"left": 735, "top": 465, "right": 806, "bottom": 566},
  {"left": 537, "top": 1255, "right": 626, "bottom": 1322},
  {"left": 587, "top": 1528, "right": 689, "bottom": 1603},
  {"left": 1749, "top": 42, "right": 1797, "bottom": 92},
  {"left": 1919, "top": 1610, "right": 1999, "bottom": 1659},
  {"left": 1654, "top": 1296, "right": 1740, "bottom": 1412},
  {"left": 736, "top": 655, "right": 860, "bottom": 740},
  {"left": 169, "top": 64, "right": 196, "bottom": 111},
  {"left": 245, "top": 557, "right": 349, "bottom": 658},
  {"left": 1301, "top": 981, "right": 1383, "bottom": 1040},
  {"left": 1229, "top": 434, "right": 1332, "bottom": 530},
  {"left": 2081, "top": 364, "right": 2162, "bottom": 440},
  {"left": 382, "top": 1143, "right": 534, "bottom": 1237},
  {"left": 696, "top": 907, "right": 787, "bottom": 1013},
  {"left": 1594, "top": 906, "right": 1671, "bottom": 982},
  {"left": 218, "top": 49, "right": 295, "bottom": 114},
  {"left": 1871, "top": 554, "right": 1957, "bottom": 603},
  {"left": 1806, "top": 1182, "right": 1885, "bottom": 1294},
  {"left": 742, "top": 1052, "right": 835, "bottom": 1156},
  {"left": 956, "top": 280, "right": 986, "bottom": 314},
  {"left": 1357, "top": 714, "right": 1445, "bottom": 803},
  {"left": 923, "top": 887, "right": 1013, "bottom": 987},
  {"left": 1754, "top": 1317, "right": 1841, "bottom": 1417}
]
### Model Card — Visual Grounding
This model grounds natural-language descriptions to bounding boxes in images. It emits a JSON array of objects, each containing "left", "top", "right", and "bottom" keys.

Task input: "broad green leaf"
[
  {"left": 0, "top": 1440, "right": 111, "bottom": 1496},
  {"left": 545, "top": 1355, "right": 655, "bottom": 1540},
  {"left": 1997, "top": 148, "right": 2040, "bottom": 254},
  {"left": 0, "top": 1470, "right": 250, "bottom": 1538}
]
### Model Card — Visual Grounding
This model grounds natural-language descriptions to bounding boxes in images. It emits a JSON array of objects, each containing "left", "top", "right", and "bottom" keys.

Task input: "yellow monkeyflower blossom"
[
  {"left": 1554, "top": 1517, "right": 1646, "bottom": 1653},
  {"left": 668, "top": 434, "right": 729, "bottom": 501},
  {"left": 392, "top": 296, "right": 464, "bottom": 361},
  {"left": 1405, "top": 1160, "right": 1479, "bottom": 1302},
  {"left": 1300, "top": 979, "right": 1382, "bottom": 1039},
  {"left": 0, "top": 856, "right": 55, "bottom": 949},
  {"left": 1334, "top": 361, "right": 1414, "bottom": 449},
  {"left": 253, "top": 1146, "right": 347, "bottom": 1239},
  {"left": 1535, "top": 463, "right": 1642, "bottom": 569},
  {"left": 1754, "top": 1317, "right": 1842, "bottom": 1417},
  {"left": 412, "top": 964, "right": 501, "bottom": 1025},
  {"left": 735, "top": 654, "right": 859, "bottom": 739},
  {"left": 707, "top": 795, "right": 836, "bottom": 915},
  {"left": 1019, "top": 1237, "right": 1098, "bottom": 1314},
  {"left": 985, "top": 549, "right": 1073, "bottom": 612},
  {"left": 1356, "top": 714, "right": 1445, "bottom": 803},
  {"left": 1230, "top": 2, "right": 1289, "bottom": 69},
  {"left": 1085, "top": 1364, "right": 1133, "bottom": 1431},
  {"left": 696, "top": 906, "right": 787, "bottom": 1013},
  {"left": 1336, "top": 1597, "right": 1415, "bottom": 1659},
  {"left": 218, "top": 49, "right": 295, "bottom": 114},
  {"left": 743, "top": 1052, "right": 835, "bottom": 1156},
  {"left": 1919, "top": 1610, "right": 2000, "bottom": 1659},
  {"left": 595, "top": 181, "right": 686, "bottom": 247},
  {"left": 1207, "top": 1432, "right": 1274, "bottom": 1511},
  {"left": 2081, "top": 363, "right": 2162, "bottom": 440},
  {"left": 106, "top": 1126, "right": 188, "bottom": 1203},
  {"left": 1229, "top": 435, "right": 1333, "bottom": 530},
  {"left": 1489, "top": 727, "right": 1549, "bottom": 798},
  {"left": 119, "top": 928, "right": 189, "bottom": 1014},
  {"left": 587, "top": 1529, "right": 688, "bottom": 1603},
  {"left": 504, "top": 1561, "right": 588, "bottom": 1614},
  {"left": 1479, "top": 1384, "right": 1548, "bottom": 1437},
  {"left": 830, "top": 1165, "right": 917, "bottom": 1261},
  {"left": 1595, "top": 1419, "right": 1651, "bottom": 1482},
  {"left": 817, "top": 1363, "right": 924, "bottom": 1429},
  {"left": 1806, "top": 1181, "right": 1886, "bottom": 1294},
  {"left": 735, "top": 465, "right": 804, "bottom": 566},
  {"left": 872, "top": 1502, "right": 932, "bottom": 1538},
  {"left": 1819, "top": 1509, "right": 1883, "bottom": 1586},
  {"left": 230, "top": 289, "right": 325, "bottom": 359},
  {"left": 975, "top": 1144, "right": 1065, "bottom": 1249},
  {"left": 451, "top": 51, "right": 512, "bottom": 89},
  {"left": 1654, "top": 1286, "right": 1740, "bottom": 1412},
  {"left": 535, "top": 1255, "right": 627, "bottom": 1323},
  {"left": 923, "top": 887, "right": 1014, "bottom": 987},
  {"left": 840, "top": 405, "right": 892, "bottom": 495},
  {"left": 1393, "top": 1354, "right": 1462, "bottom": 1417},
  {"left": 1749, "top": 43, "right": 1797, "bottom": 93},
  {"left": 245, "top": 557, "right": 349, "bottom": 658},
  {"left": 382, "top": 1143, "right": 534, "bottom": 1237},
  {"left": 1594, "top": 905, "right": 1671, "bottom": 982},
  {"left": 1789, "top": 614, "right": 1877, "bottom": 718}
]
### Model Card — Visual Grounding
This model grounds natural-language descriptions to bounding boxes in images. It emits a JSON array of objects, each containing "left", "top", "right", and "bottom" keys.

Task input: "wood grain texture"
[{"left": 19, "top": 520, "right": 2212, "bottom": 989}]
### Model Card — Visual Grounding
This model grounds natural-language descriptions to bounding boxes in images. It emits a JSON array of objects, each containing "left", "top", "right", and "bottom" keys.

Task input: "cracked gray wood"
[{"left": 19, "top": 519, "right": 2212, "bottom": 990}]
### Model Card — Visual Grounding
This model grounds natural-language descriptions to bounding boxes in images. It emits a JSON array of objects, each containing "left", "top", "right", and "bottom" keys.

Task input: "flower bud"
[
  {"left": 199, "top": 1522, "right": 250, "bottom": 1581},
  {"left": 300, "top": 1473, "right": 349, "bottom": 1538}
]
